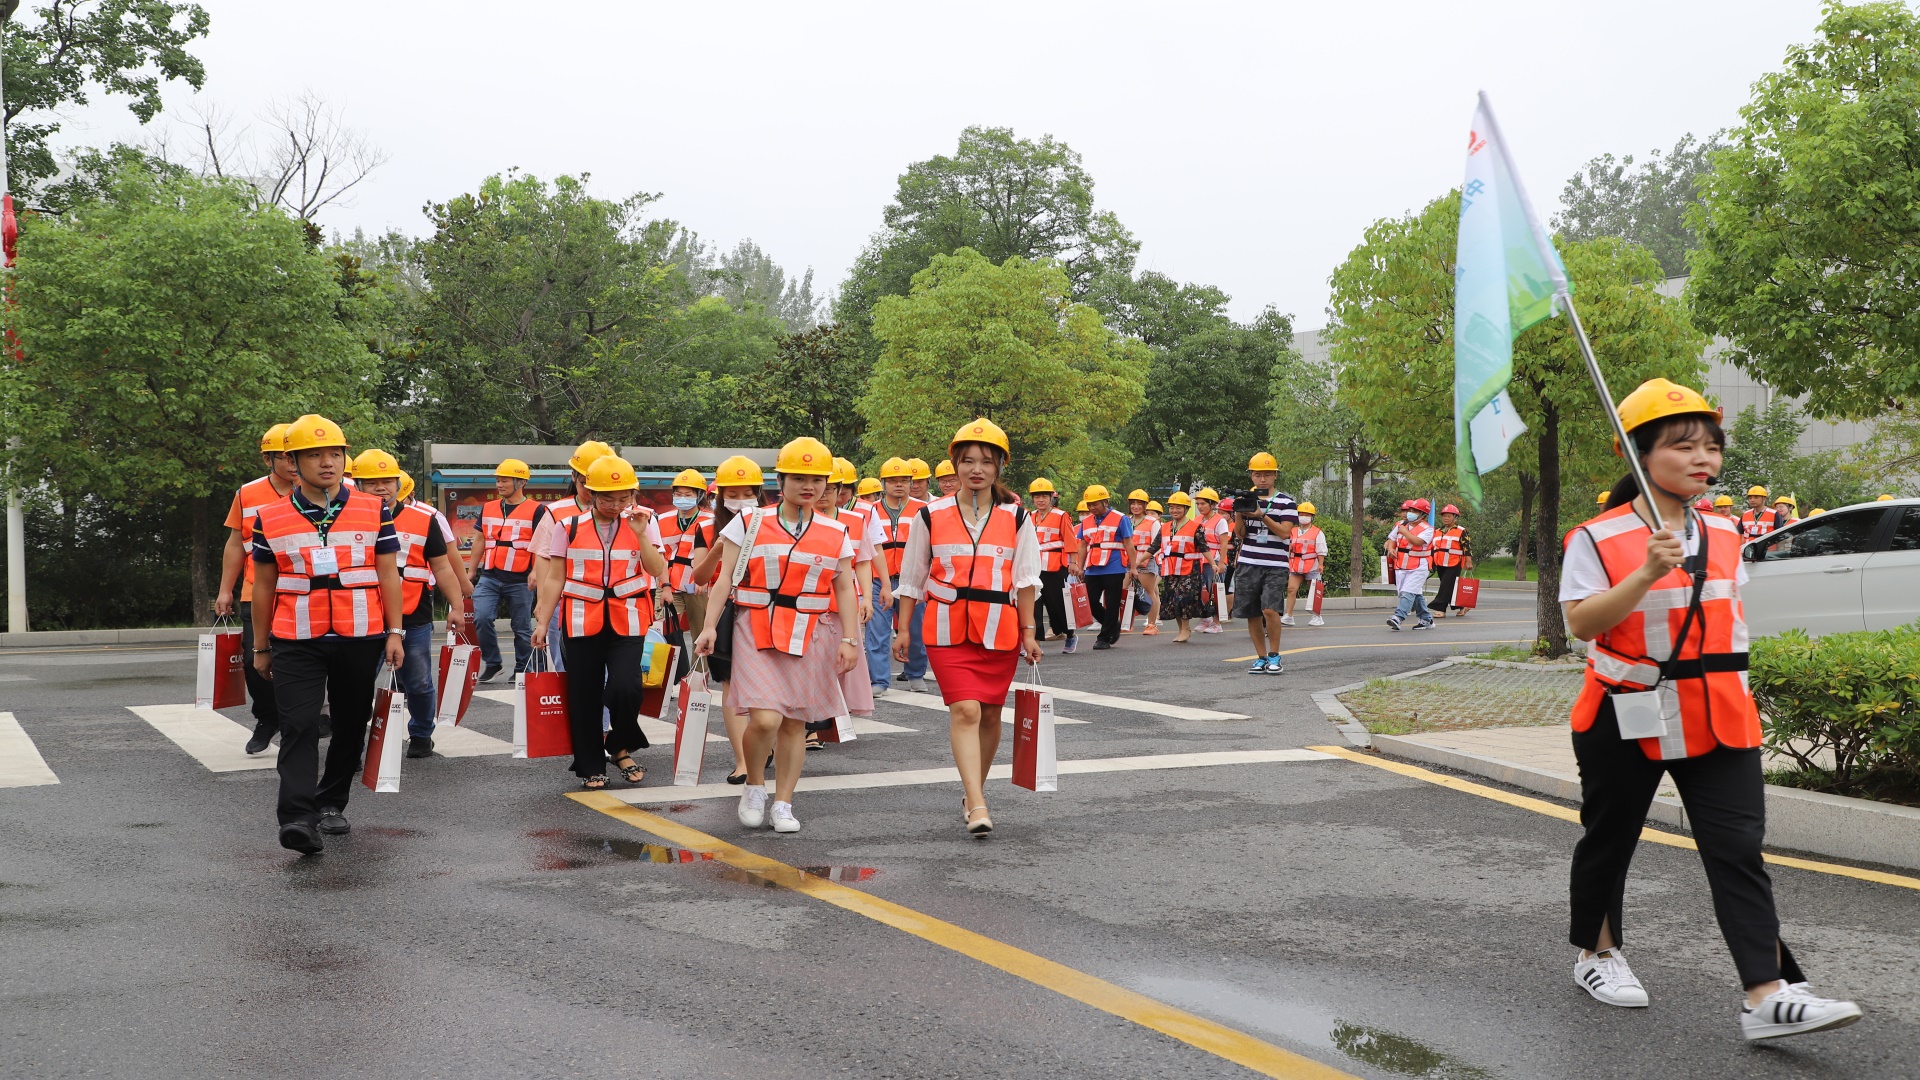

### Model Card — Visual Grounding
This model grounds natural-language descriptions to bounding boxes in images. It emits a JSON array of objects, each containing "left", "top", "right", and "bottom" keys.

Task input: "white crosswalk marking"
[
  {"left": 431, "top": 724, "right": 513, "bottom": 757},
  {"left": 0, "top": 711, "right": 59, "bottom": 788},
  {"left": 474, "top": 688, "right": 918, "bottom": 743},
  {"left": 127, "top": 704, "right": 274, "bottom": 772},
  {"left": 878, "top": 691, "right": 1087, "bottom": 724},
  {"left": 1031, "top": 687, "right": 1249, "bottom": 721}
]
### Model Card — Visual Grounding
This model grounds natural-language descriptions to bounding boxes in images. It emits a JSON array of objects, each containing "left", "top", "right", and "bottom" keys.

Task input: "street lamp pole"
[{"left": 1, "top": 12, "right": 24, "bottom": 635}]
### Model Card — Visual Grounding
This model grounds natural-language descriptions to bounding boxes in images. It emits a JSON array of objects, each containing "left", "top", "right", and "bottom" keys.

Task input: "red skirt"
[{"left": 927, "top": 642, "right": 1021, "bottom": 705}]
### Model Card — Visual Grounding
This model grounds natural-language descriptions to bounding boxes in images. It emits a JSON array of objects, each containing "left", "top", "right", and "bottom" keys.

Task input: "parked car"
[{"left": 1742, "top": 498, "right": 1920, "bottom": 638}]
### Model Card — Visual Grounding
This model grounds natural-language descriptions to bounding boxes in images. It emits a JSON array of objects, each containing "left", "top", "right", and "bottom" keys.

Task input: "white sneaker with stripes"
[
  {"left": 1740, "top": 984, "right": 1862, "bottom": 1040},
  {"left": 1574, "top": 949, "right": 1648, "bottom": 1007}
]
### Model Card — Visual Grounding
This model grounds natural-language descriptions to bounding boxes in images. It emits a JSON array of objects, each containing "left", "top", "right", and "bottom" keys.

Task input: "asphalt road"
[{"left": 3, "top": 592, "right": 1916, "bottom": 1079}]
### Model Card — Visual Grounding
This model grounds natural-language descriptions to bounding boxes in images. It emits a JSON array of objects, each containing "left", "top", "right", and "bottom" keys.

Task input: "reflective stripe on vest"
[
  {"left": 1390, "top": 523, "right": 1432, "bottom": 571},
  {"left": 481, "top": 498, "right": 542, "bottom": 573},
  {"left": 1288, "top": 525, "right": 1324, "bottom": 574},
  {"left": 393, "top": 502, "right": 437, "bottom": 613},
  {"left": 1032, "top": 508, "right": 1076, "bottom": 572},
  {"left": 732, "top": 509, "right": 849, "bottom": 656},
  {"left": 257, "top": 489, "right": 387, "bottom": 639},
  {"left": 874, "top": 498, "right": 925, "bottom": 578},
  {"left": 1161, "top": 517, "right": 1205, "bottom": 576},
  {"left": 921, "top": 498, "right": 1024, "bottom": 651},
  {"left": 235, "top": 475, "right": 288, "bottom": 589},
  {"left": 1429, "top": 526, "right": 1465, "bottom": 569},
  {"left": 1567, "top": 506, "right": 1759, "bottom": 761},
  {"left": 660, "top": 510, "right": 712, "bottom": 593},
  {"left": 562, "top": 515, "right": 657, "bottom": 638},
  {"left": 1082, "top": 510, "right": 1126, "bottom": 568}
]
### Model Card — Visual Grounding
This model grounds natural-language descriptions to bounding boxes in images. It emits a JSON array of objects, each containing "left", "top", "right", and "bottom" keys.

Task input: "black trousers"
[
  {"left": 239, "top": 602, "right": 279, "bottom": 729},
  {"left": 562, "top": 629, "right": 647, "bottom": 778},
  {"left": 268, "top": 635, "right": 383, "bottom": 827},
  {"left": 1036, "top": 568, "right": 1070, "bottom": 638},
  {"left": 1084, "top": 573, "right": 1125, "bottom": 645},
  {"left": 1569, "top": 701, "right": 1803, "bottom": 987},
  {"left": 1432, "top": 566, "right": 1461, "bottom": 610}
]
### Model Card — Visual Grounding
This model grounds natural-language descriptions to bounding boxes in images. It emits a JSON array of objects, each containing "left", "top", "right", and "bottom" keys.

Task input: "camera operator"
[{"left": 1230, "top": 453, "right": 1298, "bottom": 674}]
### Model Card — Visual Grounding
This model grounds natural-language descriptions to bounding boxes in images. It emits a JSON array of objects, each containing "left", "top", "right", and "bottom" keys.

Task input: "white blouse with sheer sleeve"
[{"left": 894, "top": 498, "right": 1043, "bottom": 601}]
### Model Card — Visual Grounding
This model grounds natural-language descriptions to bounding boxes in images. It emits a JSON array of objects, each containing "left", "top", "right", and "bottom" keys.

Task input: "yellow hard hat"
[
  {"left": 776, "top": 437, "right": 834, "bottom": 476},
  {"left": 341, "top": 457, "right": 356, "bottom": 478},
  {"left": 1248, "top": 452, "right": 1279, "bottom": 471},
  {"left": 495, "top": 458, "right": 531, "bottom": 481},
  {"left": 569, "top": 440, "right": 615, "bottom": 474},
  {"left": 1878, "top": 494, "right": 1896, "bottom": 501},
  {"left": 856, "top": 476, "right": 882, "bottom": 496},
  {"left": 1597, "top": 491, "right": 1609, "bottom": 506},
  {"left": 1747, "top": 485, "right": 1769, "bottom": 498},
  {"left": 879, "top": 457, "right": 912, "bottom": 479},
  {"left": 1076, "top": 499, "right": 1089, "bottom": 512},
  {"left": 1617, "top": 378, "right": 1721, "bottom": 440},
  {"left": 832, "top": 457, "right": 859, "bottom": 485},
  {"left": 949, "top": 416, "right": 1011, "bottom": 459},
  {"left": 1298, "top": 501, "right": 1316, "bottom": 515},
  {"left": 1028, "top": 477, "right": 1056, "bottom": 494},
  {"left": 933, "top": 459, "right": 955, "bottom": 478},
  {"left": 1196, "top": 488, "right": 1220, "bottom": 503},
  {"left": 1167, "top": 491, "right": 1193, "bottom": 507},
  {"left": 715, "top": 454, "right": 764, "bottom": 488},
  {"left": 397, "top": 471, "right": 416, "bottom": 503},
  {"left": 1713, "top": 495, "right": 1734, "bottom": 507},
  {"left": 1808, "top": 507, "right": 1825, "bottom": 516},
  {"left": 907, "top": 457, "right": 932, "bottom": 480},
  {"left": 1084, "top": 484, "right": 1111, "bottom": 504},
  {"left": 354, "top": 449, "right": 402, "bottom": 479},
  {"left": 671, "top": 468, "right": 707, "bottom": 491},
  {"left": 260, "top": 423, "right": 290, "bottom": 454},
  {"left": 1126, "top": 489, "right": 1150, "bottom": 503},
  {"left": 284, "top": 414, "right": 348, "bottom": 453},
  {"left": 1146, "top": 499, "right": 1164, "bottom": 513},
  {"left": 585, "top": 455, "right": 638, "bottom": 492},
  {"left": 1774, "top": 494, "right": 1797, "bottom": 509}
]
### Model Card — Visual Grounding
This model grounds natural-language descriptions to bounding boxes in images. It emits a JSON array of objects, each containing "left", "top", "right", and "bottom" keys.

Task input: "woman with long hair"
[
  {"left": 1559, "top": 379, "right": 1859, "bottom": 1040},
  {"left": 1155, "top": 491, "right": 1210, "bottom": 643},
  {"left": 691, "top": 454, "right": 766, "bottom": 784},
  {"left": 893, "top": 419, "right": 1044, "bottom": 835},
  {"left": 695, "top": 439, "right": 861, "bottom": 835}
]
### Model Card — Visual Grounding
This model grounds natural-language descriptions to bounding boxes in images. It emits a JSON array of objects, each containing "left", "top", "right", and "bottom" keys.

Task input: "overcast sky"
[{"left": 49, "top": 0, "right": 1831, "bottom": 329}]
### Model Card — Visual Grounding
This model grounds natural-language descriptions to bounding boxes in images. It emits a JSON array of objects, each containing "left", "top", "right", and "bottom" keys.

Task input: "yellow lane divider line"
[
  {"left": 568, "top": 791, "right": 1357, "bottom": 1080},
  {"left": 1308, "top": 745, "right": 1920, "bottom": 893},
  {"left": 1224, "top": 639, "right": 1528, "bottom": 662}
]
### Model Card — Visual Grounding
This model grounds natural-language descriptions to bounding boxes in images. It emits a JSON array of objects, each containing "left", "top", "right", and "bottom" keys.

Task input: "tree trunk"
[
  {"left": 190, "top": 494, "right": 211, "bottom": 627},
  {"left": 1534, "top": 403, "right": 1568, "bottom": 657},
  {"left": 1514, "top": 471, "right": 1535, "bottom": 582},
  {"left": 1348, "top": 454, "right": 1368, "bottom": 597}
]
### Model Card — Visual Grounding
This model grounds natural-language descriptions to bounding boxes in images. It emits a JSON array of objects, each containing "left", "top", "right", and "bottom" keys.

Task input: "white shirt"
[
  {"left": 1298, "top": 523, "right": 1329, "bottom": 558},
  {"left": 1560, "top": 512, "right": 1748, "bottom": 603},
  {"left": 894, "top": 499, "right": 1043, "bottom": 601},
  {"left": 718, "top": 509, "right": 857, "bottom": 567},
  {"left": 542, "top": 511, "right": 665, "bottom": 558}
]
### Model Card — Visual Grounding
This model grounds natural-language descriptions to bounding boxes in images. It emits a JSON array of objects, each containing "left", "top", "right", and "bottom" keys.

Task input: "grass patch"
[
  {"left": 1765, "top": 765, "right": 1920, "bottom": 809},
  {"left": 1338, "top": 666, "right": 1583, "bottom": 734}
]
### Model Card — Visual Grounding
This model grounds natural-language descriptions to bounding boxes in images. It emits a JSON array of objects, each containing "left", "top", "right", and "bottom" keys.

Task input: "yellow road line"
[
  {"left": 1308, "top": 745, "right": 1920, "bottom": 893},
  {"left": 568, "top": 791, "right": 1356, "bottom": 1079},
  {"left": 1224, "top": 639, "right": 1528, "bottom": 662}
]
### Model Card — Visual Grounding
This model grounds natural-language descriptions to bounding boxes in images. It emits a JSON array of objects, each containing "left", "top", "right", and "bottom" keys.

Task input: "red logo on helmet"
[
  {"left": 1666, "top": 390, "right": 1684, "bottom": 402},
  {"left": 314, "top": 427, "right": 326, "bottom": 436}
]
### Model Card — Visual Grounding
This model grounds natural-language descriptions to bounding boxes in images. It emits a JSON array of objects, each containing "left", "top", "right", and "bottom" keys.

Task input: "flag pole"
[{"left": 1557, "top": 290, "right": 1664, "bottom": 532}]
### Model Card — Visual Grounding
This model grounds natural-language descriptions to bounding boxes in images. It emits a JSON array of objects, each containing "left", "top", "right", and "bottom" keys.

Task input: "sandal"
[
  {"left": 805, "top": 732, "right": 824, "bottom": 752},
  {"left": 966, "top": 804, "right": 994, "bottom": 835},
  {"left": 581, "top": 775, "right": 609, "bottom": 790},
  {"left": 612, "top": 755, "right": 645, "bottom": 785},
  {"left": 727, "top": 771, "right": 749, "bottom": 785}
]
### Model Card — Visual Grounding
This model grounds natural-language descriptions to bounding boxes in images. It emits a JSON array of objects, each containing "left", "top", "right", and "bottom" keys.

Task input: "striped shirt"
[{"left": 1235, "top": 490, "right": 1299, "bottom": 569}]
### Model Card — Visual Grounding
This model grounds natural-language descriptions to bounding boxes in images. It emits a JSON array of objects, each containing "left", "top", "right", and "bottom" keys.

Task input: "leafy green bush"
[{"left": 1750, "top": 625, "right": 1920, "bottom": 797}]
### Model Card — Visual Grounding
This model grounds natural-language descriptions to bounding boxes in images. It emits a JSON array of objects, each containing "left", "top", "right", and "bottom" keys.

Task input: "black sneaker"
[
  {"left": 1092, "top": 640, "right": 1112, "bottom": 650},
  {"left": 896, "top": 672, "right": 909, "bottom": 682},
  {"left": 478, "top": 663, "right": 504, "bottom": 684},
  {"left": 1386, "top": 616, "right": 1403, "bottom": 631},
  {"left": 279, "top": 821, "right": 323, "bottom": 855},
  {"left": 245, "top": 722, "right": 276, "bottom": 755},
  {"left": 316, "top": 808, "right": 351, "bottom": 835},
  {"left": 406, "top": 737, "right": 434, "bottom": 759}
]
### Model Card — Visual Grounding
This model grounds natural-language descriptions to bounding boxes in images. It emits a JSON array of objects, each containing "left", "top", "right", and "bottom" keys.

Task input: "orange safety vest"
[
  {"left": 233, "top": 475, "right": 292, "bottom": 589},
  {"left": 481, "top": 498, "right": 542, "bottom": 573},
  {"left": 1738, "top": 507, "right": 1791, "bottom": 540},
  {"left": 1430, "top": 525, "right": 1466, "bottom": 569},
  {"left": 660, "top": 510, "right": 712, "bottom": 593},
  {"left": 1390, "top": 522, "right": 1432, "bottom": 572},
  {"left": 1131, "top": 515, "right": 1162, "bottom": 570},
  {"left": 920, "top": 498, "right": 1026, "bottom": 650},
  {"left": 393, "top": 501, "right": 438, "bottom": 613},
  {"left": 733, "top": 509, "right": 850, "bottom": 655},
  {"left": 1031, "top": 507, "right": 1077, "bottom": 572},
  {"left": 559, "top": 513, "right": 658, "bottom": 637},
  {"left": 1161, "top": 516, "right": 1206, "bottom": 576},
  {"left": 256, "top": 489, "right": 389, "bottom": 639},
  {"left": 1567, "top": 506, "right": 1759, "bottom": 761},
  {"left": 1288, "top": 525, "right": 1324, "bottom": 574},
  {"left": 1081, "top": 509, "right": 1127, "bottom": 569},
  {"left": 873, "top": 498, "right": 925, "bottom": 578},
  {"left": 820, "top": 505, "right": 869, "bottom": 610}
]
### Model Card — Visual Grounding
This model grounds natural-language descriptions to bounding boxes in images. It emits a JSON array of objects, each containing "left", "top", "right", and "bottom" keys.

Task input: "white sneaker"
[
  {"left": 1308, "top": 615, "right": 1324, "bottom": 627},
  {"left": 737, "top": 785, "right": 768, "bottom": 828},
  {"left": 1574, "top": 949, "right": 1649, "bottom": 1007},
  {"left": 1740, "top": 984, "right": 1862, "bottom": 1040},
  {"left": 770, "top": 801, "right": 801, "bottom": 834},
  {"left": 1279, "top": 614, "right": 1296, "bottom": 626}
]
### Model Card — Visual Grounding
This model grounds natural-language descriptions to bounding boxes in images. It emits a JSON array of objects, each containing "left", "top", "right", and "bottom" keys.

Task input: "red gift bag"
[
  {"left": 361, "top": 666, "right": 404, "bottom": 792},
  {"left": 816, "top": 714, "right": 857, "bottom": 744},
  {"left": 1311, "top": 579, "right": 1325, "bottom": 615},
  {"left": 513, "top": 653, "right": 571, "bottom": 759},
  {"left": 194, "top": 621, "right": 246, "bottom": 710},
  {"left": 1453, "top": 577, "right": 1481, "bottom": 610},
  {"left": 1069, "top": 579, "right": 1095, "bottom": 630},
  {"left": 435, "top": 643, "right": 480, "bottom": 726},
  {"left": 449, "top": 607, "right": 478, "bottom": 647},
  {"left": 1011, "top": 666, "right": 1057, "bottom": 792},
  {"left": 639, "top": 645, "right": 681, "bottom": 720}
]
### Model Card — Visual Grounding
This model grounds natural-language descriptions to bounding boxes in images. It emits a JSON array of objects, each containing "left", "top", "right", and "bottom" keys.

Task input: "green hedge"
[{"left": 1751, "top": 625, "right": 1920, "bottom": 798}]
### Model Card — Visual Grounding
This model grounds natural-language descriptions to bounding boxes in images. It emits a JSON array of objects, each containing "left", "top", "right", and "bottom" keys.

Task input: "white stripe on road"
[
  {"left": 431, "top": 724, "right": 513, "bottom": 757},
  {"left": 0, "top": 712, "right": 59, "bottom": 788},
  {"left": 878, "top": 691, "right": 1088, "bottom": 725},
  {"left": 127, "top": 704, "right": 275, "bottom": 772},
  {"left": 476, "top": 688, "right": 918, "bottom": 744},
  {"left": 1038, "top": 687, "right": 1249, "bottom": 721},
  {"left": 610, "top": 748, "right": 1333, "bottom": 805}
]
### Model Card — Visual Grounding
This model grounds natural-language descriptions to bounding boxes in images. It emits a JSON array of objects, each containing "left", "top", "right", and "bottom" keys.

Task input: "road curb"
[{"left": 0, "top": 627, "right": 203, "bottom": 647}]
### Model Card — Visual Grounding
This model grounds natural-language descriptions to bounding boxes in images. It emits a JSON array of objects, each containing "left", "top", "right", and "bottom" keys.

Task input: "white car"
[{"left": 1742, "top": 497, "right": 1920, "bottom": 638}]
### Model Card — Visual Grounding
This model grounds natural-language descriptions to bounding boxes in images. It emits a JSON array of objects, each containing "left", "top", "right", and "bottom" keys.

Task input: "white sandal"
[{"left": 966, "top": 804, "right": 994, "bottom": 835}]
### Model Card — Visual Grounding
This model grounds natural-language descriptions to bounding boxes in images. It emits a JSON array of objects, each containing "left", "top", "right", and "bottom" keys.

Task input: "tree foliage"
[
  {"left": 1688, "top": 0, "right": 1920, "bottom": 419},
  {"left": 1553, "top": 133, "right": 1721, "bottom": 277},
  {"left": 711, "top": 239, "right": 823, "bottom": 334},
  {"left": 858, "top": 248, "right": 1148, "bottom": 494},
  {"left": 1268, "top": 338, "right": 1389, "bottom": 593}
]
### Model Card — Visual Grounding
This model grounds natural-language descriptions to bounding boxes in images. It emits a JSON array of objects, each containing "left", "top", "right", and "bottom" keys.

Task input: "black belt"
[
  {"left": 768, "top": 593, "right": 815, "bottom": 609},
  {"left": 1609, "top": 653, "right": 1749, "bottom": 684},
  {"left": 669, "top": 555, "right": 693, "bottom": 566},
  {"left": 949, "top": 586, "right": 1012, "bottom": 606},
  {"left": 880, "top": 540, "right": 906, "bottom": 550}
]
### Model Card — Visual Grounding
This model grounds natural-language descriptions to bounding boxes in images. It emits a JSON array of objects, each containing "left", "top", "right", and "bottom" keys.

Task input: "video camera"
[{"left": 1220, "top": 489, "right": 1267, "bottom": 515}]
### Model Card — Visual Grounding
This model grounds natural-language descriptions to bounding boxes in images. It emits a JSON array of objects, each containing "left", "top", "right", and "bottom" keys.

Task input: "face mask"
[
  {"left": 671, "top": 495, "right": 698, "bottom": 512},
  {"left": 1405, "top": 511, "right": 1420, "bottom": 523},
  {"left": 725, "top": 498, "right": 755, "bottom": 512},
  {"left": 1299, "top": 516, "right": 1312, "bottom": 526}
]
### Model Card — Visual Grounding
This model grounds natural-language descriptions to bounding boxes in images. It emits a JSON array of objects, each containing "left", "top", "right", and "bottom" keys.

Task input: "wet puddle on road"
[
  {"left": 527, "top": 828, "right": 718, "bottom": 871},
  {"left": 1132, "top": 975, "right": 1490, "bottom": 1078}
]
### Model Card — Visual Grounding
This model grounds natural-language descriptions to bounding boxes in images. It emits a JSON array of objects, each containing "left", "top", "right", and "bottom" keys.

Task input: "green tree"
[
  {"left": 1332, "top": 192, "right": 1706, "bottom": 653},
  {"left": 2, "top": 0, "right": 210, "bottom": 197},
  {"left": 737, "top": 322, "right": 868, "bottom": 456},
  {"left": 858, "top": 248, "right": 1148, "bottom": 494},
  {"left": 3, "top": 167, "right": 383, "bottom": 620},
  {"left": 1268, "top": 341, "right": 1391, "bottom": 595},
  {"left": 1554, "top": 133, "right": 1721, "bottom": 277},
  {"left": 1720, "top": 402, "right": 1884, "bottom": 511},
  {"left": 1688, "top": 1, "right": 1920, "bottom": 419},
  {"left": 711, "top": 239, "right": 822, "bottom": 334}
]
